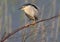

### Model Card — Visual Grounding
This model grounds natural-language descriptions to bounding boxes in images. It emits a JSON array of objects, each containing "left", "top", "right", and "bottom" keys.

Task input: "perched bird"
[{"left": 19, "top": 3, "right": 39, "bottom": 23}]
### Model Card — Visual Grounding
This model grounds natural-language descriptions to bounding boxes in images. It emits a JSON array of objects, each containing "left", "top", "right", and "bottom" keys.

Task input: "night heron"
[{"left": 19, "top": 3, "right": 40, "bottom": 23}]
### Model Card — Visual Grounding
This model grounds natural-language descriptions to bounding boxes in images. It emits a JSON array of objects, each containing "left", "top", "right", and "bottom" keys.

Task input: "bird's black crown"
[{"left": 22, "top": 3, "right": 38, "bottom": 9}]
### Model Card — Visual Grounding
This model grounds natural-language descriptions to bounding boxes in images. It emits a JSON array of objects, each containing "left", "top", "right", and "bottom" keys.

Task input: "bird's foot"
[
  {"left": 32, "top": 21, "right": 36, "bottom": 26},
  {"left": 25, "top": 23, "right": 29, "bottom": 26}
]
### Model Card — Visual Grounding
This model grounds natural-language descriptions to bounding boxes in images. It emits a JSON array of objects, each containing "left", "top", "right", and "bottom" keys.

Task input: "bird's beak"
[
  {"left": 18, "top": 6, "right": 24, "bottom": 10},
  {"left": 20, "top": 8, "right": 24, "bottom": 10},
  {"left": 18, "top": 7, "right": 22, "bottom": 10}
]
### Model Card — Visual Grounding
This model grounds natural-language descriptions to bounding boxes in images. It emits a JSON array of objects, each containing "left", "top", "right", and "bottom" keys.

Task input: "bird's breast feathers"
[{"left": 23, "top": 5, "right": 38, "bottom": 17}]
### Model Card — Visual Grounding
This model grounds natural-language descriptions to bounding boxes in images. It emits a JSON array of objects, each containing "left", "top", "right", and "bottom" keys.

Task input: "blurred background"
[{"left": 0, "top": 0, "right": 60, "bottom": 42}]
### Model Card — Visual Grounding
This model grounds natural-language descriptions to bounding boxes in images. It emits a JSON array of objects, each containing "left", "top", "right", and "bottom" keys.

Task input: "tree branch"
[{"left": 0, "top": 15, "right": 60, "bottom": 42}]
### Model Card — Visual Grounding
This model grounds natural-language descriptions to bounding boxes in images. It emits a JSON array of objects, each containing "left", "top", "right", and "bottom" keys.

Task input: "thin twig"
[{"left": 0, "top": 15, "right": 60, "bottom": 42}]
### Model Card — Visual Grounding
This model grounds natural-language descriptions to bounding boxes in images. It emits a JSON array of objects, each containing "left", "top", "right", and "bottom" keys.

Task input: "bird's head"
[
  {"left": 19, "top": 3, "right": 38, "bottom": 11},
  {"left": 19, "top": 6, "right": 25, "bottom": 11},
  {"left": 19, "top": 4, "right": 30, "bottom": 11}
]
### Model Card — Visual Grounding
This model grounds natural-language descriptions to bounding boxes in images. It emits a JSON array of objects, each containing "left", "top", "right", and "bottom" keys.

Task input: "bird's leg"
[{"left": 32, "top": 18, "right": 36, "bottom": 26}]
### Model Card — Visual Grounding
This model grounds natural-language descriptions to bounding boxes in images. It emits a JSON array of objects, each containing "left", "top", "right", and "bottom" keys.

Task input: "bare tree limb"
[
  {"left": 1, "top": 32, "right": 6, "bottom": 40},
  {"left": 0, "top": 15, "right": 60, "bottom": 42}
]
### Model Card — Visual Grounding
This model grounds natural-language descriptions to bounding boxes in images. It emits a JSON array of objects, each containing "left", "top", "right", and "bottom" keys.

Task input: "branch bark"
[{"left": 0, "top": 15, "right": 60, "bottom": 42}]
